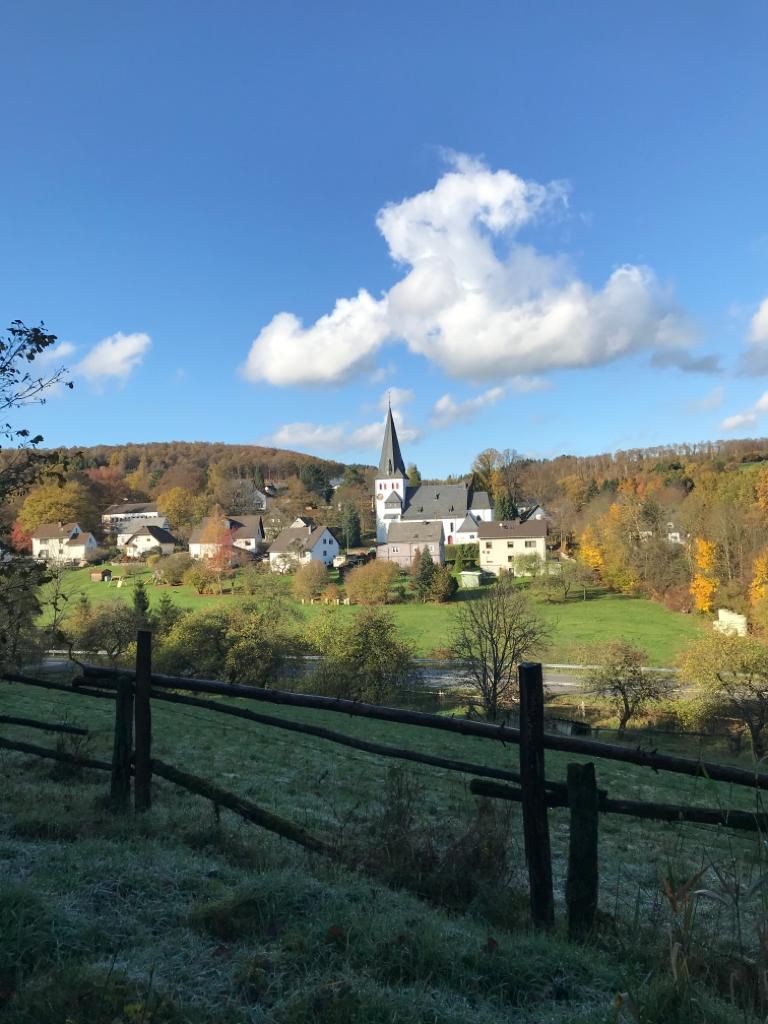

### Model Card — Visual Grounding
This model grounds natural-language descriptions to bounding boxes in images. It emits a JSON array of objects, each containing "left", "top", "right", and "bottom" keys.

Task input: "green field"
[
  {"left": 1, "top": 678, "right": 763, "bottom": 1022},
  {"left": 43, "top": 566, "right": 705, "bottom": 665}
]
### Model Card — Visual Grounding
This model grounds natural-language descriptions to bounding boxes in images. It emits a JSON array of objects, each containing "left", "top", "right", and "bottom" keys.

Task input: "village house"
[
  {"left": 123, "top": 525, "right": 178, "bottom": 559},
  {"left": 268, "top": 523, "right": 339, "bottom": 573},
  {"left": 379, "top": 521, "right": 445, "bottom": 569},
  {"left": 477, "top": 519, "right": 549, "bottom": 576},
  {"left": 102, "top": 502, "right": 167, "bottom": 531},
  {"left": 453, "top": 513, "right": 481, "bottom": 544},
  {"left": 188, "top": 515, "right": 266, "bottom": 561},
  {"left": 374, "top": 406, "right": 493, "bottom": 545},
  {"left": 31, "top": 522, "right": 99, "bottom": 564}
]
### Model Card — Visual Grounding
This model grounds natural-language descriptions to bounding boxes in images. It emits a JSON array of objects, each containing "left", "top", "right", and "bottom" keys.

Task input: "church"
[{"left": 374, "top": 406, "right": 493, "bottom": 547}]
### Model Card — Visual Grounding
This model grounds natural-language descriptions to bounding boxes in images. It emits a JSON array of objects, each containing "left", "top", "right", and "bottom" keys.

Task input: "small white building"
[
  {"left": 268, "top": 524, "right": 339, "bottom": 573},
  {"left": 454, "top": 513, "right": 481, "bottom": 544},
  {"left": 31, "top": 522, "right": 99, "bottom": 564},
  {"left": 123, "top": 525, "right": 178, "bottom": 559},
  {"left": 478, "top": 519, "right": 549, "bottom": 577},
  {"left": 102, "top": 502, "right": 166, "bottom": 531}
]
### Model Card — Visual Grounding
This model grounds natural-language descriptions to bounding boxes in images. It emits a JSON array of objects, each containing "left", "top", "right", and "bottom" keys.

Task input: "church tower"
[{"left": 374, "top": 405, "right": 408, "bottom": 543}]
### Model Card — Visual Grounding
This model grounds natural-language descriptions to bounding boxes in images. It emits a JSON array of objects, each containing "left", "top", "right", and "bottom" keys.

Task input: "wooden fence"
[{"left": 4, "top": 630, "right": 768, "bottom": 940}]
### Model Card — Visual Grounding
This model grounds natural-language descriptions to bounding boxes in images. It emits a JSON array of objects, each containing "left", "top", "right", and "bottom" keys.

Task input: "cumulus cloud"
[
  {"left": 721, "top": 391, "right": 768, "bottom": 432},
  {"left": 241, "top": 291, "right": 388, "bottom": 386},
  {"left": 76, "top": 331, "right": 151, "bottom": 382},
  {"left": 740, "top": 298, "right": 768, "bottom": 374},
  {"left": 431, "top": 386, "right": 505, "bottom": 427},
  {"left": 266, "top": 406, "right": 420, "bottom": 454},
  {"left": 243, "top": 153, "right": 707, "bottom": 386}
]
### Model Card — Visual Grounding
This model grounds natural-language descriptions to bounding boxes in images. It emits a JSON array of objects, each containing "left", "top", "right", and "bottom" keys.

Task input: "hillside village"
[{"left": 25, "top": 408, "right": 551, "bottom": 584}]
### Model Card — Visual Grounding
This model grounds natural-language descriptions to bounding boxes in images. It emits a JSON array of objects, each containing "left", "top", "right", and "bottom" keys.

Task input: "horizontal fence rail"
[{"left": 78, "top": 663, "right": 768, "bottom": 792}]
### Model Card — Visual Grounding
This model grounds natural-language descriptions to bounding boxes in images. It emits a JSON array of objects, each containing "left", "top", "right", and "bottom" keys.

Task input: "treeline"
[{"left": 467, "top": 439, "right": 768, "bottom": 624}]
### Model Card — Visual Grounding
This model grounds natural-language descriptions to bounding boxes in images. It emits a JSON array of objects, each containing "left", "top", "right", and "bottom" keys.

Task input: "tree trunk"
[{"left": 748, "top": 720, "right": 766, "bottom": 760}]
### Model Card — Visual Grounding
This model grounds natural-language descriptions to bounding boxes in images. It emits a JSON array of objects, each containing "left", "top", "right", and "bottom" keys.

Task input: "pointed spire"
[{"left": 378, "top": 406, "right": 407, "bottom": 477}]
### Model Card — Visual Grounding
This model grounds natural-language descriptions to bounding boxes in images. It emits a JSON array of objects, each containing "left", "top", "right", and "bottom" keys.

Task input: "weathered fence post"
[
  {"left": 566, "top": 761, "right": 599, "bottom": 940},
  {"left": 110, "top": 676, "right": 134, "bottom": 807},
  {"left": 518, "top": 661, "right": 554, "bottom": 930},
  {"left": 134, "top": 630, "right": 153, "bottom": 811}
]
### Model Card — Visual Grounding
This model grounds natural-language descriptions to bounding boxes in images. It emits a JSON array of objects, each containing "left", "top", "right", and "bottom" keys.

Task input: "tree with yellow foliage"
[
  {"left": 749, "top": 547, "right": 768, "bottom": 606},
  {"left": 578, "top": 525, "right": 604, "bottom": 574},
  {"left": 689, "top": 537, "right": 719, "bottom": 613}
]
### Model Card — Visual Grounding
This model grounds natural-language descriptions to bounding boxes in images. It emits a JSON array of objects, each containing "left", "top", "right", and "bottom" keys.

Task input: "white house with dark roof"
[
  {"left": 374, "top": 406, "right": 493, "bottom": 545},
  {"left": 123, "top": 525, "right": 178, "bottom": 559},
  {"left": 379, "top": 521, "right": 445, "bottom": 569},
  {"left": 478, "top": 519, "right": 549, "bottom": 576},
  {"left": 268, "top": 524, "right": 339, "bottom": 573},
  {"left": 454, "top": 513, "right": 481, "bottom": 544},
  {"left": 31, "top": 522, "right": 98, "bottom": 564}
]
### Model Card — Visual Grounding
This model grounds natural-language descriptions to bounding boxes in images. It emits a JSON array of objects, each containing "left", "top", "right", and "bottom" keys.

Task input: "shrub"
[
  {"left": 345, "top": 560, "right": 399, "bottom": 605},
  {"left": 292, "top": 561, "right": 329, "bottom": 601},
  {"left": 428, "top": 565, "right": 458, "bottom": 603}
]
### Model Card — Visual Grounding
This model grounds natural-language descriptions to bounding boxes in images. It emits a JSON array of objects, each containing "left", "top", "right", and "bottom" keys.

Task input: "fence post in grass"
[
  {"left": 566, "top": 761, "right": 599, "bottom": 940},
  {"left": 134, "top": 629, "right": 153, "bottom": 812},
  {"left": 110, "top": 675, "right": 134, "bottom": 808},
  {"left": 518, "top": 661, "right": 554, "bottom": 930}
]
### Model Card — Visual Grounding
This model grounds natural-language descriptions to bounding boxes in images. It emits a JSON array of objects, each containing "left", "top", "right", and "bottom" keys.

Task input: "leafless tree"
[{"left": 451, "top": 578, "right": 550, "bottom": 720}]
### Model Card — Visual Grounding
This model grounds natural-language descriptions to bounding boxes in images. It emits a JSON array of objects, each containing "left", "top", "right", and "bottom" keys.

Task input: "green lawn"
[
  {"left": 0, "top": 678, "right": 762, "bottom": 1022},
  {"left": 43, "top": 566, "right": 704, "bottom": 665}
]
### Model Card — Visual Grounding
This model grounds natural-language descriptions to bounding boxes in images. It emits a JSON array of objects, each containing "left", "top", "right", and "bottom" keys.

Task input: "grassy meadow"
[
  {"left": 41, "top": 565, "right": 705, "bottom": 665},
  {"left": 2, "top": 676, "right": 767, "bottom": 1022}
]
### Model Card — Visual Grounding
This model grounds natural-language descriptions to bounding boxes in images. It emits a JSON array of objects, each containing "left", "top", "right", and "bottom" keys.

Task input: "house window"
[
  {"left": 485, "top": 542, "right": 491, "bottom": 550},
  {"left": 508, "top": 555, "right": 514, "bottom": 563},
  {"left": 507, "top": 541, "right": 514, "bottom": 548},
  {"left": 524, "top": 540, "right": 536, "bottom": 549}
]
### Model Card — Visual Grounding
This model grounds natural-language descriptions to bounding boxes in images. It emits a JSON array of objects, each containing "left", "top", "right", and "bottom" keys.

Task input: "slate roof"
[
  {"left": 456, "top": 514, "right": 479, "bottom": 533},
  {"left": 477, "top": 519, "right": 549, "bottom": 540},
  {"left": 470, "top": 491, "right": 491, "bottom": 511},
  {"left": 31, "top": 522, "right": 79, "bottom": 540},
  {"left": 103, "top": 502, "right": 158, "bottom": 516},
  {"left": 384, "top": 521, "right": 444, "bottom": 545},
  {"left": 400, "top": 482, "right": 481, "bottom": 521},
  {"left": 269, "top": 525, "right": 335, "bottom": 555},
  {"left": 384, "top": 490, "right": 402, "bottom": 507},
  {"left": 126, "top": 525, "right": 178, "bottom": 546},
  {"left": 378, "top": 408, "right": 407, "bottom": 478},
  {"left": 117, "top": 518, "right": 154, "bottom": 537}
]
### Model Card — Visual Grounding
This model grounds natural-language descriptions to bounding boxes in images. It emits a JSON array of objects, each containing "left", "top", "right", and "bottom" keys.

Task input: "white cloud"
[
  {"left": 266, "top": 407, "right": 420, "bottom": 454},
  {"left": 750, "top": 298, "right": 768, "bottom": 344},
  {"left": 241, "top": 291, "right": 389, "bottom": 386},
  {"left": 721, "top": 390, "right": 768, "bottom": 432},
  {"left": 76, "top": 331, "right": 151, "bottom": 382},
  {"left": 378, "top": 386, "right": 414, "bottom": 411},
  {"left": 35, "top": 340, "right": 77, "bottom": 367},
  {"left": 508, "top": 375, "right": 551, "bottom": 393},
  {"left": 431, "top": 386, "right": 505, "bottom": 426},
  {"left": 738, "top": 297, "right": 768, "bottom": 374},
  {"left": 244, "top": 153, "right": 707, "bottom": 386}
]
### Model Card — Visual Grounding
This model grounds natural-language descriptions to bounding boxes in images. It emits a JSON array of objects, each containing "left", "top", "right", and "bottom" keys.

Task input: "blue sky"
[{"left": 2, "top": 1, "right": 767, "bottom": 476}]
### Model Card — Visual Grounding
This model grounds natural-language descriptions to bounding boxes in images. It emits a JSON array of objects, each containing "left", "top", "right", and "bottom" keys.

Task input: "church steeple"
[{"left": 378, "top": 405, "right": 407, "bottom": 478}]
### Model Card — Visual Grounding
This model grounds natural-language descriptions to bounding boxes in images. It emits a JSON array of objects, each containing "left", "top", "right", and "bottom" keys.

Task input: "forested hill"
[{"left": 51, "top": 441, "right": 350, "bottom": 492}]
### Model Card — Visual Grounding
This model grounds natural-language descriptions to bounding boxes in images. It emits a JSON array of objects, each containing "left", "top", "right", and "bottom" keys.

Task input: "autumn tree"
[
  {"left": 428, "top": 564, "right": 458, "bottom": 603},
  {"left": 406, "top": 463, "right": 422, "bottom": 486},
  {"left": 345, "top": 560, "right": 399, "bottom": 605},
  {"left": 452, "top": 577, "right": 550, "bottom": 720},
  {"left": 679, "top": 631, "right": 768, "bottom": 758},
  {"left": 156, "top": 486, "right": 207, "bottom": 536},
  {"left": 583, "top": 641, "right": 672, "bottom": 735},
  {"left": 17, "top": 479, "right": 96, "bottom": 533},
  {"left": 690, "top": 538, "right": 719, "bottom": 614},
  {"left": 293, "top": 561, "right": 330, "bottom": 601}
]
